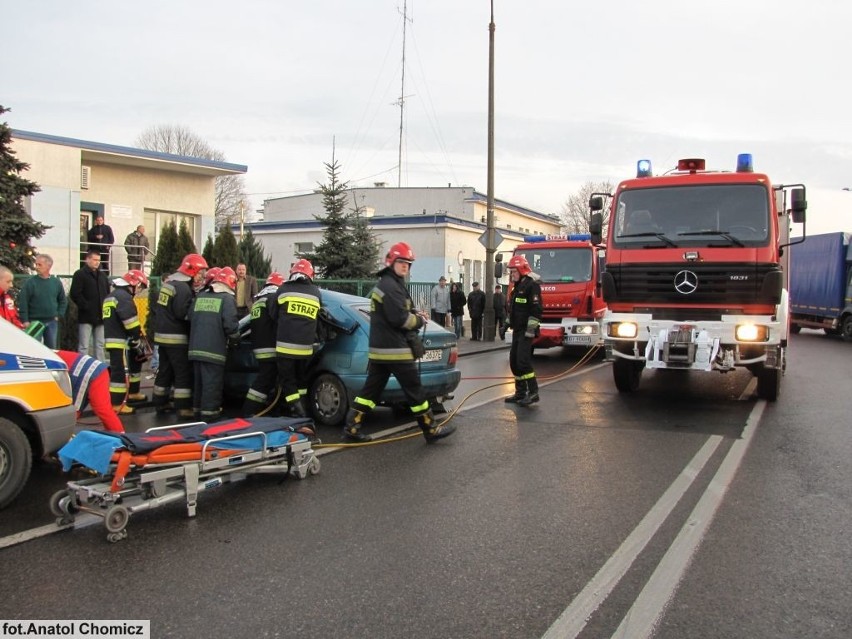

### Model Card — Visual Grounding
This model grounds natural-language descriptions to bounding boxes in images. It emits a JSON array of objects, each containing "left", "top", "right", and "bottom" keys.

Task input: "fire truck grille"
[{"left": 606, "top": 262, "right": 780, "bottom": 305}]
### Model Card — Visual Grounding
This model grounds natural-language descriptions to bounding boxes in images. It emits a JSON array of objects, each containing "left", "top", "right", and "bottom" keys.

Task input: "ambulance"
[{"left": 0, "top": 318, "right": 75, "bottom": 508}]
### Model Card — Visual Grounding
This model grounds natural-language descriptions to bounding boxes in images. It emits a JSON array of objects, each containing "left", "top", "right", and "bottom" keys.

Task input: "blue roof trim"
[
  {"left": 12, "top": 129, "right": 247, "bottom": 173},
  {"left": 239, "top": 214, "right": 530, "bottom": 240},
  {"left": 467, "top": 191, "right": 557, "bottom": 222}
]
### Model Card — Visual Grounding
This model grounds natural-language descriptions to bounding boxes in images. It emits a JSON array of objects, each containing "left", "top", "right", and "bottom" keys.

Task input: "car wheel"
[
  {"left": 0, "top": 417, "right": 33, "bottom": 510},
  {"left": 309, "top": 373, "right": 350, "bottom": 427}
]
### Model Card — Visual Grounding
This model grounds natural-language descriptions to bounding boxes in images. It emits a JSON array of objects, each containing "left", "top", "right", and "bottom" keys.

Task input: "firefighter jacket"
[
  {"left": 508, "top": 274, "right": 543, "bottom": 334},
  {"left": 188, "top": 289, "right": 239, "bottom": 365},
  {"left": 274, "top": 280, "right": 322, "bottom": 359},
  {"left": 154, "top": 272, "right": 195, "bottom": 346},
  {"left": 0, "top": 290, "right": 23, "bottom": 328},
  {"left": 249, "top": 285, "right": 279, "bottom": 360},
  {"left": 103, "top": 286, "right": 142, "bottom": 350},
  {"left": 368, "top": 268, "right": 424, "bottom": 362}
]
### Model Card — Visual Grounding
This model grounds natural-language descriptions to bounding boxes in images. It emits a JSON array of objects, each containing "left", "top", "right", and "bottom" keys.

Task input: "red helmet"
[
  {"left": 266, "top": 272, "right": 286, "bottom": 287},
  {"left": 203, "top": 267, "right": 222, "bottom": 287},
  {"left": 121, "top": 269, "right": 149, "bottom": 289},
  {"left": 214, "top": 266, "right": 237, "bottom": 291},
  {"left": 385, "top": 241, "right": 415, "bottom": 267},
  {"left": 177, "top": 253, "right": 209, "bottom": 277},
  {"left": 507, "top": 255, "right": 531, "bottom": 276},
  {"left": 289, "top": 259, "right": 314, "bottom": 280}
]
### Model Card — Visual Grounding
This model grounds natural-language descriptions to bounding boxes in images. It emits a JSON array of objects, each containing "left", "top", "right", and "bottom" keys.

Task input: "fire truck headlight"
[
  {"left": 609, "top": 322, "right": 638, "bottom": 339},
  {"left": 735, "top": 324, "right": 768, "bottom": 342}
]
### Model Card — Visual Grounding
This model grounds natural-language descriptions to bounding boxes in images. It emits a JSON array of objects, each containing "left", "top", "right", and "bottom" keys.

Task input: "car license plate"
[
  {"left": 564, "top": 335, "right": 591, "bottom": 345},
  {"left": 420, "top": 349, "right": 443, "bottom": 362}
]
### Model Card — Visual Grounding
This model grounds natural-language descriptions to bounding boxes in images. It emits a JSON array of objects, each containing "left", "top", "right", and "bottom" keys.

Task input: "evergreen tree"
[
  {"left": 238, "top": 229, "right": 272, "bottom": 279},
  {"left": 177, "top": 219, "right": 197, "bottom": 258},
  {"left": 212, "top": 224, "right": 239, "bottom": 269},
  {"left": 0, "top": 105, "right": 49, "bottom": 272},
  {"left": 302, "top": 158, "right": 353, "bottom": 279},
  {"left": 151, "top": 220, "right": 180, "bottom": 276},
  {"left": 345, "top": 202, "right": 382, "bottom": 279},
  {"left": 202, "top": 233, "right": 215, "bottom": 266}
]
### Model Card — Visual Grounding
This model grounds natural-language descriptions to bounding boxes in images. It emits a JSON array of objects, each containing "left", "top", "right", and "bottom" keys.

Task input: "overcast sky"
[{"left": 4, "top": 0, "right": 851, "bottom": 234}]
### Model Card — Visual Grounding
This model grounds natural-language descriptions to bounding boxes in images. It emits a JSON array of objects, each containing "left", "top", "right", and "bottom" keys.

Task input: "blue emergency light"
[
  {"left": 636, "top": 159, "right": 653, "bottom": 178},
  {"left": 736, "top": 153, "right": 754, "bottom": 173}
]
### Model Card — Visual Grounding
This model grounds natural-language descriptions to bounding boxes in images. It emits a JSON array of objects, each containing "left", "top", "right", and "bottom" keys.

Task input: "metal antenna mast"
[{"left": 397, "top": 0, "right": 411, "bottom": 188}]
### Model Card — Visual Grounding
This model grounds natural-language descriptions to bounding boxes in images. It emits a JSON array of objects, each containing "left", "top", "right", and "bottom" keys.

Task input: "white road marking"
[
  {"left": 541, "top": 435, "right": 724, "bottom": 639},
  {"left": 611, "top": 399, "right": 768, "bottom": 639}
]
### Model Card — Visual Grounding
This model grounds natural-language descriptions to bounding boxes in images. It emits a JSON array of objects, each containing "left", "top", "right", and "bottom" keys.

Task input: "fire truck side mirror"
[
  {"left": 589, "top": 196, "right": 603, "bottom": 211},
  {"left": 495, "top": 252, "right": 504, "bottom": 279},
  {"left": 790, "top": 188, "right": 807, "bottom": 224},
  {"left": 589, "top": 211, "right": 603, "bottom": 245}
]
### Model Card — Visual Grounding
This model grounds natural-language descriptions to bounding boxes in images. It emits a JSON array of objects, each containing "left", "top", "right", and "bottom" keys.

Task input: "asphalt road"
[{"left": 1, "top": 331, "right": 849, "bottom": 638}]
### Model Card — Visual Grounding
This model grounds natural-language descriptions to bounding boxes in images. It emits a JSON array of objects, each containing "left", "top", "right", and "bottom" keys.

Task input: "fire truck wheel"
[
  {"left": 789, "top": 323, "right": 801, "bottom": 335},
  {"left": 841, "top": 315, "right": 852, "bottom": 342},
  {"left": 612, "top": 360, "right": 643, "bottom": 393},
  {"left": 756, "top": 367, "right": 780, "bottom": 402}
]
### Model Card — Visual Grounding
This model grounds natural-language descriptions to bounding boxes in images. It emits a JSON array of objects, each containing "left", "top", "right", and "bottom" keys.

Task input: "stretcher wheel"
[
  {"left": 308, "top": 457, "right": 321, "bottom": 476},
  {"left": 104, "top": 504, "right": 130, "bottom": 534},
  {"left": 49, "top": 489, "right": 78, "bottom": 525},
  {"left": 107, "top": 530, "right": 128, "bottom": 544}
]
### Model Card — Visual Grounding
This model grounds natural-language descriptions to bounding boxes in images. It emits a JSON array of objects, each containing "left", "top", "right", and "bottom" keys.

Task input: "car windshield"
[
  {"left": 515, "top": 247, "right": 593, "bottom": 283},
  {"left": 612, "top": 184, "right": 770, "bottom": 248}
]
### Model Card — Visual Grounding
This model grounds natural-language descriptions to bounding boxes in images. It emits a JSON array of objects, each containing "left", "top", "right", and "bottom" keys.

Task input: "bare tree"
[
  {"left": 560, "top": 180, "right": 615, "bottom": 237},
  {"left": 135, "top": 125, "right": 250, "bottom": 229}
]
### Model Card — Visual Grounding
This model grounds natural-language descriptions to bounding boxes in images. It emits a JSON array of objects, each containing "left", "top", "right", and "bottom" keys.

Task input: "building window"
[{"left": 295, "top": 242, "right": 314, "bottom": 254}]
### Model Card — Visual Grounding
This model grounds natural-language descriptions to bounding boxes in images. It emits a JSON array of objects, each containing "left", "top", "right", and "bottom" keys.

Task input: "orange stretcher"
[{"left": 51, "top": 417, "right": 320, "bottom": 543}]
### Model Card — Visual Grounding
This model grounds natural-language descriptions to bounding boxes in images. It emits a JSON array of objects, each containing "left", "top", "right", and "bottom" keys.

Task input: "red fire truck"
[
  {"left": 509, "top": 234, "right": 606, "bottom": 349},
  {"left": 589, "top": 154, "right": 806, "bottom": 401}
]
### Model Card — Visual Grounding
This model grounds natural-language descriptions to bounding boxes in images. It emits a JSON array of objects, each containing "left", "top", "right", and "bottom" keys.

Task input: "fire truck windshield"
[
  {"left": 514, "top": 247, "right": 593, "bottom": 283},
  {"left": 613, "top": 184, "right": 770, "bottom": 248}
]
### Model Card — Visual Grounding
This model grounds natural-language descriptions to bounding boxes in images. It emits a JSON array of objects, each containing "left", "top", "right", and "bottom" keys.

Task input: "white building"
[
  {"left": 249, "top": 185, "right": 562, "bottom": 287},
  {"left": 12, "top": 130, "right": 247, "bottom": 275}
]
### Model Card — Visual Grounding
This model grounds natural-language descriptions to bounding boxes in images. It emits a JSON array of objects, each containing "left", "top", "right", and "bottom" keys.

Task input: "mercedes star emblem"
[{"left": 674, "top": 270, "right": 698, "bottom": 295}]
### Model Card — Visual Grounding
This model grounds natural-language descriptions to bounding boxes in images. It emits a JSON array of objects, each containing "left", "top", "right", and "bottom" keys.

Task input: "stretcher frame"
[{"left": 50, "top": 421, "right": 320, "bottom": 543}]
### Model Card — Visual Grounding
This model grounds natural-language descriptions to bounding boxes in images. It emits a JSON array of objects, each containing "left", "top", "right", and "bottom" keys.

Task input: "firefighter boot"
[
  {"left": 517, "top": 377, "right": 540, "bottom": 407},
  {"left": 342, "top": 408, "right": 370, "bottom": 442},
  {"left": 418, "top": 410, "right": 456, "bottom": 442},
  {"left": 286, "top": 399, "right": 307, "bottom": 419},
  {"left": 504, "top": 380, "right": 527, "bottom": 403}
]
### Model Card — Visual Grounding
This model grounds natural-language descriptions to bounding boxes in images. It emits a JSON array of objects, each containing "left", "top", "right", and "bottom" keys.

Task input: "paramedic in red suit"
[
  {"left": 0, "top": 265, "right": 24, "bottom": 328},
  {"left": 56, "top": 350, "right": 124, "bottom": 433}
]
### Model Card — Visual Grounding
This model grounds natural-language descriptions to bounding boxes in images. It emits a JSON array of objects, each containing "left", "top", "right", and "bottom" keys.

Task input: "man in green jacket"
[{"left": 18, "top": 254, "right": 68, "bottom": 349}]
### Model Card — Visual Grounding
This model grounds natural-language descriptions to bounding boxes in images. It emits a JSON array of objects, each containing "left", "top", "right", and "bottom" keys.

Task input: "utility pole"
[
  {"left": 483, "top": 0, "right": 497, "bottom": 341},
  {"left": 397, "top": 0, "right": 411, "bottom": 188}
]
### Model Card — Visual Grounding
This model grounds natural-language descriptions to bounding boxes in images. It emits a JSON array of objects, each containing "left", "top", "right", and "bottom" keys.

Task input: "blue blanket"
[{"left": 58, "top": 416, "right": 311, "bottom": 474}]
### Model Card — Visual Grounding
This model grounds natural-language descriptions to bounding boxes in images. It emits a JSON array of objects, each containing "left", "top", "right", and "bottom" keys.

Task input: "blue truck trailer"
[{"left": 790, "top": 232, "right": 852, "bottom": 340}]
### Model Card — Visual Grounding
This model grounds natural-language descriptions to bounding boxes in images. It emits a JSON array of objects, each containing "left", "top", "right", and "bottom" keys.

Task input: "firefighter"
[
  {"left": 103, "top": 269, "right": 148, "bottom": 414},
  {"left": 243, "top": 271, "right": 286, "bottom": 416},
  {"left": 188, "top": 266, "right": 240, "bottom": 420},
  {"left": 152, "top": 253, "right": 208, "bottom": 419},
  {"left": 504, "top": 255, "right": 542, "bottom": 406},
  {"left": 343, "top": 242, "right": 456, "bottom": 443},
  {"left": 274, "top": 260, "right": 321, "bottom": 418}
]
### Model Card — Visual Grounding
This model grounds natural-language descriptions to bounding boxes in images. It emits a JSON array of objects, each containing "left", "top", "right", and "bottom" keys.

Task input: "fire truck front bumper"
[{"left": 602, "top": 314, "right": 784, "bottom": 372}]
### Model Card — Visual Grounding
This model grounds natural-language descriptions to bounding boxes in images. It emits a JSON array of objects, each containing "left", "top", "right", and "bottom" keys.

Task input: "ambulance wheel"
[
  {"left": 756, "top": 367, "right": 780, "bottom": 402},
  {"left": 613, "top": 359, "right": 643, "bottom": 393},
  {"left": 0, "top": 418, "right": 33, "bottom": 510},
  {"left": 104, "top": 504, "right": 130, "bottom": 534},
  {"left": 309, "top": 373, "right": 349, "bottom": 427}
]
